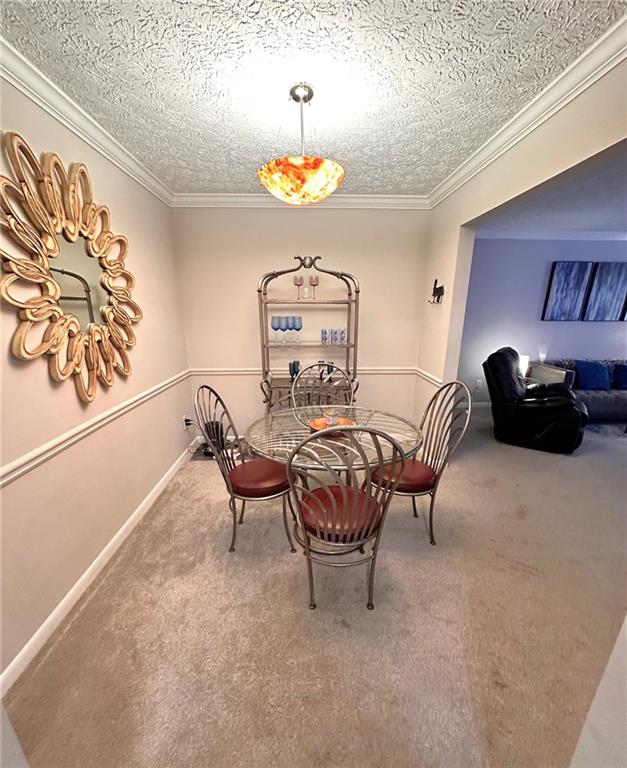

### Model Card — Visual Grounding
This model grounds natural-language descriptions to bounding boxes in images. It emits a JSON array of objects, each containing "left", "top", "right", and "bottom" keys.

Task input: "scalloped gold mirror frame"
[{"left": 0, "top": 132, "right": 142, "bottom": 403}]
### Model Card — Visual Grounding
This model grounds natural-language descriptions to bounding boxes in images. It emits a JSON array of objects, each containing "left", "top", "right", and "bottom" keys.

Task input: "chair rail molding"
[
  {"left": 0, "top": 366, "right": 441, "bottom": 488},
  {"left": 0, "top": 369, "right": 190, "bottom": 488},
  {"left": 3, "top": 16, "right": 625, "bottom": 210},
  {"left": 189, "top": 366, "right": 439, "bottom": 379}
]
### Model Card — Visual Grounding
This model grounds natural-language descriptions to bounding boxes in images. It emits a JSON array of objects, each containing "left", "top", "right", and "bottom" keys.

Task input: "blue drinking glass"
[
  {"left": 287, "top": 316, "right": 296, "bottom": 343},
  {"left": 294, "top": 315, "right": 303, "bottom": 343},
  {"left": 271, "top": 316, "right": 280, "bottom": 343},
  {"left": 279, "top": 315, "right": 288, "bottom": 343}
]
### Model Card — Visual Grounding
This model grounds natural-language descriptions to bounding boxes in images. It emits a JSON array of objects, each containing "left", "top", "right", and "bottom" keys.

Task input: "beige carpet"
[{"left": 5, "top": 415, "right": 626, "bottom": 768}]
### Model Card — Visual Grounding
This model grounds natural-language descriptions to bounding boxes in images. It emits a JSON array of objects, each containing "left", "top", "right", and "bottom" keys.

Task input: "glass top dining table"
[{"left": 245, "top": 405, "right": 422, "bottom": 470}]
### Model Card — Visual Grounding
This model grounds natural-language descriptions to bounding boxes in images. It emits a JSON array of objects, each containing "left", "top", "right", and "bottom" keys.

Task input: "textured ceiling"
[{"left": 3, "top": 1, "right": 626, "bottom": 195}]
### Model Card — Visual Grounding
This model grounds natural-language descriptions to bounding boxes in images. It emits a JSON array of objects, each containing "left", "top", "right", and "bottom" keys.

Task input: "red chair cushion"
[
  {"left": 228, "top": 459, "right": 289, "bottom": 498},
  {"left": 300, "top": 486, "right": 381, "bottom": 541},
  {"left": 373, "top": 459, "right": 436, "bottom": 493}
]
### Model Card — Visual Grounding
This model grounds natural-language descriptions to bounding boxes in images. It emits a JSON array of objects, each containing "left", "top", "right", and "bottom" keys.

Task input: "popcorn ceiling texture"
[{"left": 3, "top": 0, "right": 626, "bottom": 194}]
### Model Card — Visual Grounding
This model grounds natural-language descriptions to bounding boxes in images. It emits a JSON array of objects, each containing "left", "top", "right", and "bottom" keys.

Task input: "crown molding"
[
  {"left": 0, "top": 36, "right": 173, "bottom": 205},
  {"left": 2, "top": 16, "right": 625, "bottom": 212},
  {"left": 475, "top": 229, "right": 627, "bottom": 241},
  {"left": 429, "top": 16, "right": 627, "bottom": 208},
  {"left": 170, "top": 193, "right": 431, "bottom": 210}
]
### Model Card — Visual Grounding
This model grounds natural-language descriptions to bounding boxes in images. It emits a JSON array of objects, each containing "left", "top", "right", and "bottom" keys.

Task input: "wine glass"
[
  {"left": 279, "top": 315, "right": 288, "bottom": 342},
  {"left": 271, "top": 316, "right": 280, "bottom": 343},
  {"left": 293, "top": 275, "right": 304, "bottom": 299},
  {"left": 287, "top": 315, "right": 296, "bottom": 342},
  {"left": 309, "top": 275, "right": 319, "bottom": 299},
  {"left": 294, "top": 315, "right": 303, "bottom": 343}
]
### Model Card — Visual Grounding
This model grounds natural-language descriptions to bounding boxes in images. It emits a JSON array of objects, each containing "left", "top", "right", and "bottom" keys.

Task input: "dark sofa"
[
  {"left": 538, "top": 359, "right": 627, "bottom": 422},
  {"left": 483, "top": 347, "right": 589, "bottom": 454}
]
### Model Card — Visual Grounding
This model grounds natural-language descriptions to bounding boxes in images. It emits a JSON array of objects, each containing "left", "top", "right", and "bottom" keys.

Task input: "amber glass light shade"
[{"left": 257, "top": 155, "right": 345, "bottom": 206}]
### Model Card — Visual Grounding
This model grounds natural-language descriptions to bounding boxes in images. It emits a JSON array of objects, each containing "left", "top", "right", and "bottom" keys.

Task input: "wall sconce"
[{"left": 429, "top": 279, "right": 444, "bottom": 304}]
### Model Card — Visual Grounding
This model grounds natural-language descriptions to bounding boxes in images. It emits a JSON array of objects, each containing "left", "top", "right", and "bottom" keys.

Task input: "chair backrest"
[
  {"left": 287, "top": 426, "right": 405, "bottom": 545},
  {"left": 291, "top": 362, "right": 355, "bottom": 407},
  {"left": 420, "top": 381, "right": 472, "bottom": 477},
  {"left": 482, "top": 347, "right": 526, "bottom": 404},
  {"left": 194, "top": 385, "right": 243, "bottom": 487}
]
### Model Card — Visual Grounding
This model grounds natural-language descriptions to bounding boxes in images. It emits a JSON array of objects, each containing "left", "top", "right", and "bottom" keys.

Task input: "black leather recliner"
[{"left": 482, "top": 347, "right": 588, "bottom": 454}]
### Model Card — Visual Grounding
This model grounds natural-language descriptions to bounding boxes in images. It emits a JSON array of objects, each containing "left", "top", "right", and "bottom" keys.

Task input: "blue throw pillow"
[
  {"left": 613, "top": 363, "right": 627, "bottom": 390},
  {"left": 574, "top": 360, "right": 610, "bottom": 390}
]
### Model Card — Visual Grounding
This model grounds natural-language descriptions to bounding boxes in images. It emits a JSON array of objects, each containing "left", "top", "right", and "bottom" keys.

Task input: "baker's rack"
[{"left": 257, "top": 256, "right": 360, "bottom": 410}]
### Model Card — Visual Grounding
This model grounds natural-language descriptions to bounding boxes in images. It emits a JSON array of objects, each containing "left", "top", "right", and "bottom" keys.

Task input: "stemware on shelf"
[
  {"left": 293, "top": 275, "right": 304, "bottom": 300},
  {"left": 271, "top": 316, "right": 280, "bottom": 343},
  {"left": 279, "top": 315, "right": 288, "bottom": 342},
  {"left": 287, "top": 315, "right": 296, "bottom": 342},
  {"left": 294, "top": 315, "right": 303, "bottom": 343},
  {"left": 309, "top": 275, "right": 320, "bottom": 299}
]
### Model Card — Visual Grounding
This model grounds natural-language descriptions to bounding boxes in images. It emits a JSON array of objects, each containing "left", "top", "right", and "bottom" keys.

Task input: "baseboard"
[{"left": 0, "top": 443, "right": 194, "bottom": 697}]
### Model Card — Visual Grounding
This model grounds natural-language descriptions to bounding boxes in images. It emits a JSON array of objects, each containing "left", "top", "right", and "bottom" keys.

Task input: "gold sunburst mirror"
[{"left": 0, "top": 132, "right": 142, "bottom": 403}]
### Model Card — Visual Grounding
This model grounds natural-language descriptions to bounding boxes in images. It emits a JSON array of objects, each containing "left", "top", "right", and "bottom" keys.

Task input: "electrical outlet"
[
  {"left": 474, "top": 378, "right": 483, "bottom": 390},
  {"left": 183, "top": 416, "right": 194, "bottom": 430}
]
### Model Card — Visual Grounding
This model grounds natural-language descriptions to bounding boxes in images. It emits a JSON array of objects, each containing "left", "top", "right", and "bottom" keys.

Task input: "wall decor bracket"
[
  {"left": 429, "top": 279, "right": 444, "bottom": 304},
  {"left": 0, "top": 132, "right": 142, "bottom": 402}
]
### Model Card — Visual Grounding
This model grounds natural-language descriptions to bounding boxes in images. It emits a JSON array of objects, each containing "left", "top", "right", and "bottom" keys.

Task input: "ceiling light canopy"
[{"left": 258, "top": 83, "right": 344, "bottom": 206}]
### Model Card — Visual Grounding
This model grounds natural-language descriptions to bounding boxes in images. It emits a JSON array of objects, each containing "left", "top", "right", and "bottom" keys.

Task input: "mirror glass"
[{"left": 50, "top": 238, "right": 110, "bottom": 328}]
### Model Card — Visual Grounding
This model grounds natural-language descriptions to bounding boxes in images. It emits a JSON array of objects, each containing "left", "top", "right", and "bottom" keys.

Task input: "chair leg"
[
  {"left": 428, "top": 492, "right": 436, "bottom": 545},
  {"left": 411, "top": 496, "right": 419, "bottom": 518},
  {"left": 228, "top": 498, "right": 238, "bottom": 552},
  {"left": 282, "top": 495, "right": 296, "bottom": 553},
  {"left": 238, "top": 500, "right": 246, "bottom": 525},
  {"left": 367, "top": 556, "right": 377, "bottom": 610},
  {"left": 306, "top": 553, "right": 316, "bottom": 609}
]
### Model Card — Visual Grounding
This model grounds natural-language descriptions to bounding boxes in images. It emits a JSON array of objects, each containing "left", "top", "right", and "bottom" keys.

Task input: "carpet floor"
[{"left": 5, "top": 415, "right": 626, "bottom": 768}]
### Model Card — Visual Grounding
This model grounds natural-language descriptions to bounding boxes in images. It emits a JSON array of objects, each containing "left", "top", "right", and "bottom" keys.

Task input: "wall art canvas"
[
  {"left": 542, "top": 261, "right": 594, "bottom": 321},
  {"left": 583, "top": 261, "right": 627, "bottom": 321}
]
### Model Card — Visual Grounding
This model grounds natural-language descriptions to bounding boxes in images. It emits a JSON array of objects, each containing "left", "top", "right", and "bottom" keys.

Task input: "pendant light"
[{"left": 258, "top": 83, "right": 344, "bottom": 206}]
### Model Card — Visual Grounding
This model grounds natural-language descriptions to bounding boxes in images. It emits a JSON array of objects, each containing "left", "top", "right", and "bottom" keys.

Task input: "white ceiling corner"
[{"left": 1, "top": 2, "right": 626, "bottom": 209}]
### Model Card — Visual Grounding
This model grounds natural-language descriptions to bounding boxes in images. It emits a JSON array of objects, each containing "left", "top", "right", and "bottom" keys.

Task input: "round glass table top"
[{"left": 245, "top": 405, "right": 422, "bottom": 469}]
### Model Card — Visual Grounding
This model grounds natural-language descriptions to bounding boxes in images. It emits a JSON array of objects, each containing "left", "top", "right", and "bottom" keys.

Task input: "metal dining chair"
[
  {"left": 286, "top": 426, "right": 405, "bottom": 610},
  {"left": 373, "top": 381, "right": 472, "bottom": 545},
  {"left": 194, "top": 385, "right": 295, "bottom": 553},
  {"left": 291, "top": 361, "right": 355, "bottom": 407}
]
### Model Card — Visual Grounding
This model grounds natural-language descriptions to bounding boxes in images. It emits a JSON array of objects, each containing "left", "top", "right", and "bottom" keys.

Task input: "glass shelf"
[
  {"left": 265, "top": 341, "right": 354, "bottom": 348},
  {"left": 263, "top": 298, "right": 354, "bottom": 305}
]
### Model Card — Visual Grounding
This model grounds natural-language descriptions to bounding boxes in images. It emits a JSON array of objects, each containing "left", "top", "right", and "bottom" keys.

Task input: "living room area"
[
  {"left": 1, "top": 3, "right": 626, "bottom": 768},
  {"left": 459, "top": 140, "right": 627, "bottom": 451}
]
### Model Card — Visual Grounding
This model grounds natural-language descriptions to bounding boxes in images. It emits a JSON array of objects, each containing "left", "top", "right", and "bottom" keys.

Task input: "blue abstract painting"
[
  {"left": 542, "top": 261, "right": 593, "bottom": 321},
  {"left": 584, "top": 262, "right": 627, "bottom": 321}
]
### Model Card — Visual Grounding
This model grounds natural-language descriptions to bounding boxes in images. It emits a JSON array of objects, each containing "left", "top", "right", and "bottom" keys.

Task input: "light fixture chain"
[{"left": 299, "top": 98, "right": 305, "bottom": 156}]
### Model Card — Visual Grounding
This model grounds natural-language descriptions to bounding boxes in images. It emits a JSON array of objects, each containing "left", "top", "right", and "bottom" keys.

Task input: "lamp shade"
[{"left": 257, "top": 155, "right": 344, "bottom": 206}]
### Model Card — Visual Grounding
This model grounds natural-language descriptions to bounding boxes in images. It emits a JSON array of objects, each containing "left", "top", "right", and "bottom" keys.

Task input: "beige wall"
[
  {"left": 419, "top": 60, "right": 627, "bottom": 390},
  {"left": 0, "top": 81, "right": 191, "bottom": 670},
  {"left": 174, "top": 208, "right": 430, "bottom": 428}
]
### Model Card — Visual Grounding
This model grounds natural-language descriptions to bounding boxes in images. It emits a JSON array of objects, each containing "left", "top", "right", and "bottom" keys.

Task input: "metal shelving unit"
[{"left": 257, "top": 256, "right": 360, "bottom": 410}]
